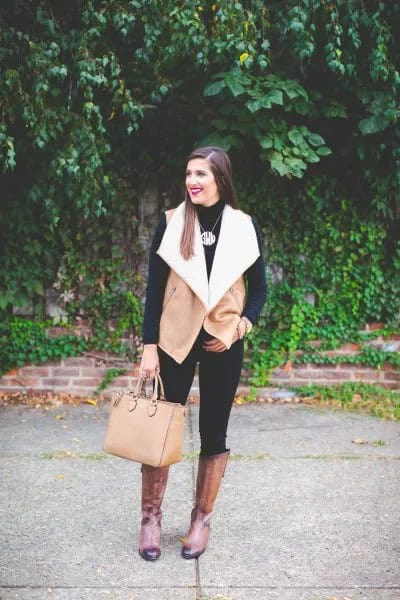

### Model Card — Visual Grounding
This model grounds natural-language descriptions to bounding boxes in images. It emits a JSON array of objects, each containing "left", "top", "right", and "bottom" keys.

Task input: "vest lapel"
[
  {"left": 156, "top": 202, "right": 260, "bottom": 311},
  {"left": 208, "top": 205, "right": 260, "bottom": 311},
  {"left": 157, "top": 202, "right": 209, "bottom": 309}
]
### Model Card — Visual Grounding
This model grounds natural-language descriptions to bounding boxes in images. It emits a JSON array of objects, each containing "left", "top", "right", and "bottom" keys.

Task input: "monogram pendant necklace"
[{"left": 199, "top": 209, "right": 224, "bottom": 246}]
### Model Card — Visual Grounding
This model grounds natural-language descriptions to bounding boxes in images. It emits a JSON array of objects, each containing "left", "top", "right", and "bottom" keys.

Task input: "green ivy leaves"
[
  {"left": 0, "top": 318, "right": 88, "bottom": 376},
  {"left": 0, "top": 0, "right": 399, "bottom": 329},
  {"left": 204, "top": 71, "right": 332, "bottom": 178},
  {"left": 358, "top": 91, "right": 399, "bottom": 135}
]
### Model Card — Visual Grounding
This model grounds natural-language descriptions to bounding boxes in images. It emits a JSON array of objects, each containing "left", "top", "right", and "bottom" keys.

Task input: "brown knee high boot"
[
  {"left": 139, "top": 464, "right": 169, "bottom": 561},
  {"left": 181, "top": 450, "right": 230, "bottom": 559}
]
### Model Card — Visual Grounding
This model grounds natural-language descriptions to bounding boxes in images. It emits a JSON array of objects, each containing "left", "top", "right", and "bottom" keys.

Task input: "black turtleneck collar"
[{"left": 195, "top": 198, "right": 225, "bottom": 225}]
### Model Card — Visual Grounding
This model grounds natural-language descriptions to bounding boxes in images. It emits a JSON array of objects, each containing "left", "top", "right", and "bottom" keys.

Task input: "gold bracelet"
[
  {"left": 236, "top": 319, "right": 245, "bottom": 340},
  {"left": 242, "top": 317, "right": 253, "bottom": 335}
]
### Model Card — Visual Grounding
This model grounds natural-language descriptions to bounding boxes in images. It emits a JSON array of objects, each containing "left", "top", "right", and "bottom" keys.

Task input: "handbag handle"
[
  {"left": 148, "top": 373, "right": 166, "bottom": 417},
  {"left": 153, "top": 373, "right": 166, "bottom": 401},
  {"left": 131, "top": 373, "right": 166, "bottom": 416},
  {"left": 132, "top": 373, "right": 166, "bottom": 400},
  {"left": 113, "top": 373, "right": 166, "bottom": 410}
]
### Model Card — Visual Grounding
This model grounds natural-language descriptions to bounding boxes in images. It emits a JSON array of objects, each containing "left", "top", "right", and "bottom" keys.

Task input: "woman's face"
[{"left": 185, "top": 158, "right": 220, "bottom": 207}]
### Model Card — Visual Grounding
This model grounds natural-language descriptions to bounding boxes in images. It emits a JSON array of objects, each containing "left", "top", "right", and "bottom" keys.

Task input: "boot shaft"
[
  {"left": 141, "top": 464, "right": 170, "bottom": 514},
  {"left": 194, "top": 450, "right": 230, "bottom": 515},
  {"left": 139, "top": 464, "right": 170, "bottom": 561},
  {"left": 181, "top": 450, "right": 230, "bottom": 559}
]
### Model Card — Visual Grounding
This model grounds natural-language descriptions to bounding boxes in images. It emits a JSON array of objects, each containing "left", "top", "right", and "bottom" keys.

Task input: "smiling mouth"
[{"left": 190, "top": 188, "right": 202, "bottom": 195}]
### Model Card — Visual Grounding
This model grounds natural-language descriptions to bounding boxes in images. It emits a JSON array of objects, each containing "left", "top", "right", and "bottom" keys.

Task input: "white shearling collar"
[{"left": 156, "top": 201, "right": 260, "bottom": 311}]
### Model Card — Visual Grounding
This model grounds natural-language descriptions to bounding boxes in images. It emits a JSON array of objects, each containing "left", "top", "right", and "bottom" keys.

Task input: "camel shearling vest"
[{"left": 156, "top": 202, "right": 260, "bottom": 364}]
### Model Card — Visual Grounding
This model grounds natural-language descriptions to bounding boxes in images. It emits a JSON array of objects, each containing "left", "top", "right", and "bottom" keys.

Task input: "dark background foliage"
[{"left": 1, "top": 0, "right": 399, "bottom": 373}]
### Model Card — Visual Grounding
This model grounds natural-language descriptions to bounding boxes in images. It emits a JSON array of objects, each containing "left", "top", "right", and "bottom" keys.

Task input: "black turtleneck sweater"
[{"left": 142, "top": 200, "right": 267, "bottom": 344}]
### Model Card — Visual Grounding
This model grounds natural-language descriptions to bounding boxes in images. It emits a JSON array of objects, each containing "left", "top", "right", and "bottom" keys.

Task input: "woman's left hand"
[{"left": 202, "top": 337, "right": 228, "bottom": 352}]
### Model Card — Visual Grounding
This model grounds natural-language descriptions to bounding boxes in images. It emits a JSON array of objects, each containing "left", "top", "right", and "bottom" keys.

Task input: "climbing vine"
[{"left": 0, "top": 1, "right": 399, "bottom": 376}]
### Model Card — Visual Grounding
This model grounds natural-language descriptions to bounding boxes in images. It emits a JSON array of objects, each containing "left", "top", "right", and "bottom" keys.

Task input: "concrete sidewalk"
[{"left": 0, "top": 401, "right": 399, "bottom": 600}]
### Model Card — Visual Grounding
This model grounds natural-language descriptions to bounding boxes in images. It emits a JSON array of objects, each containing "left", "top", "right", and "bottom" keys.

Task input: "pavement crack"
[{"left": 187, "top": 402, "right": 202, "bottom": 598}]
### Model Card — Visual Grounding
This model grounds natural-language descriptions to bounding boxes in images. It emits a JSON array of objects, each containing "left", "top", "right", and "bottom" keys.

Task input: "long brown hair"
[{"left": 180, "top": 146, "right": 238, "bottom": 260}]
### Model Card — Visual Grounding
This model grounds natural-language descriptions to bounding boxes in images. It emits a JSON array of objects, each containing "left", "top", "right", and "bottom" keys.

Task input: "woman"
[{"left": 139, "top": 146, "right": 267, "bottom": 561}]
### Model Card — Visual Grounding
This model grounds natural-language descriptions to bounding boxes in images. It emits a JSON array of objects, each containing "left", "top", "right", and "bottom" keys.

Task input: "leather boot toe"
[
  {"left": 139, "top": 546, "right": 161, "bottom": 561},
  {"left": 181, "top": 545, "right": 204, "bottom": 560}
]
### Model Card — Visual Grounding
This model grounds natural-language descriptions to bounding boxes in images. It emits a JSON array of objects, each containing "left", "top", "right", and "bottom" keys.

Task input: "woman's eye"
[{"left": 185, "top": 170, "right": 207, "bottom": 177}]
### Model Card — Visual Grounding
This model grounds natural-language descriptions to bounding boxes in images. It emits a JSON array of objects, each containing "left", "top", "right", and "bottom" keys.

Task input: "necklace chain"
[{"left": 198, "top": 209, "right": 223, "bottom": 246}]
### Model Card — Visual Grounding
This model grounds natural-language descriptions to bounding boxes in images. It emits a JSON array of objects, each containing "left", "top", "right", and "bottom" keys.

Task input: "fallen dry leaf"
[
  {"left": 0, "top": 390, "right": 106, "bottom": 408},
  {"left": 235, "top": 397, "right": 245, "bottom": 405},
  {"left": 86, "top": 398, "right": 97, "bottom": 406},
  {"left": 352, "top": 438, "right": 368, "bottom": 444},
  {"left": 55, "top": 474, "right": 65, "bottom": 480}
]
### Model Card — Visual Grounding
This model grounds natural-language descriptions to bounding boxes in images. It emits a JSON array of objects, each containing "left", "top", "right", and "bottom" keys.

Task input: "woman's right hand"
[{"left": 139, "top": 344, "right": 160, "bottom": 379}]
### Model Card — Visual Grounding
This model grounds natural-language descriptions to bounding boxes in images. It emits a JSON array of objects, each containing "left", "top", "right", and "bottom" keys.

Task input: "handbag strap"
[
  {"left": 133, "top": 373, "right": 166, "bottom": 402},
  {"left": 133, "top": 376, "right": 146, "bottom": 397},
  {"left": 154, "top": 373, "right": 166, "bottom": 401},
  {"left": 113, "top": 373, "right": 167, "bottom": 416}
]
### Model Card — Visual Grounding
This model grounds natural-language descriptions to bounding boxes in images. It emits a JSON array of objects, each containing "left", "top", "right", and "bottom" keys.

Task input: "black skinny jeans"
[{"left": 158, "top": 328, "right": 244, "bottom": 457}]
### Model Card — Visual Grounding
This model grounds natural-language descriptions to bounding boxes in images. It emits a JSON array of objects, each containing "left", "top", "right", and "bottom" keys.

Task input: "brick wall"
[
  {"left": 0, "top": 342, "right": 399, "bottom": 397},
  {"left": 268, "top": 334, "right": 400, "bottom": 389},
  {"left": 270, "top": 363, "right": 400, "bottom": 389},
  {"left": 0, "top": 356, "right": 139, "bottom": 399}
]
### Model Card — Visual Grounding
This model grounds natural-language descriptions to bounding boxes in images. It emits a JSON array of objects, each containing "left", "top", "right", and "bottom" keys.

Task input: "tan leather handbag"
[{"left": 103, "top": 374, "right": 186, "bottom": 467}]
